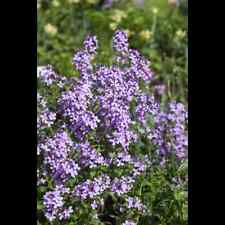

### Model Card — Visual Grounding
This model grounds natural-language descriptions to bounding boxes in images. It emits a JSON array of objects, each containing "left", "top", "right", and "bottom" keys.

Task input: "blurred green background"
[{"left": 37, "top": 0, "right": 187, "bottom": 104}]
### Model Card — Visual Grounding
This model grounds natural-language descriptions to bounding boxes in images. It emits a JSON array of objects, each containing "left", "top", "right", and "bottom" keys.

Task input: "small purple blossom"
[
  {"left": 127, "top": 197, "right": 146, "bottom": 212},
  {"left": 122, "top": 220, "right": 137, "bottom": 225},
  {"left": 155, "top": 84, "right": 166, "bottom": 96},
  {"left": 74, "top": 174, "right": 111, "bottom": 200},
  {"left": 76, "top": 142, "right": 108, "bottom": 168},
  {"left": 83, "top": 35, "right": 98, "bottom": 56},
  {"left": 111, "top": 176, "right": 135, "bottom": 196},
  {"left": 38, "top": 65, "right": 58, "bottom": 86},
  {"left": 112, "top": 30, "right": 129, "bottom": 55},
  {"left": 43, "top": 190, "right": 64, "bottom": 221}
]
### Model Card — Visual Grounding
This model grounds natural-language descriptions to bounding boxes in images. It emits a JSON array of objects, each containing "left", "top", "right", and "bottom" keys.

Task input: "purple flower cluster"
[
  {"left": 147, "top": 101, "right": 188, "bottom": 160},
  {"left": 135, "top": 91, "right": 188, "bottom": 161},
  {"left": 114, "top": 151, "right": 132, "bottom": 166},
  {"left": 38, "top": 65, "right": 57, "bottom": 86},
  {"left": 111, "top": 176, "right": 135, "bottom": 196},
  {"left": 38, "top": 65, "right": 68, "bottom": 89},
  {"left": 136, "top": 93, "right": 159, "bottom": 124},
  {"left": 38, "top": 131, "right": 80, "bottom": 184},
  {"left": 83, "top": 35, "right": 98, "bottom": 56},
  {"left": 37, "top": 30, "right": 188, "bottom": 223},
  {"left": 74, "top": 174, "right": 111, "bottom": 200},
  {"left": 131, "top": 158, "right": 146, "bottom": 177},
  {"left": 76, "top": 142, "right": 108, "bottom": 168},
  {"left": 37, "top": 94, "right": 56, "bottom": 134},
  {"left": 72, "top": 35, "right": 97, "bottom": 78},
  {"left": 43, "top": 186, "right": 73, "bottom": 222},
  {"left": 128, "top": 49, "right": 153, "bottom": 82},
  {"left": 127, "top": 197, "right": 146, "bottom": 213},
  {"left": 96, "top": 66, "right": 137, "bottom": 150},
  {"left": 112, "top": 30, "right": 129, "bottom": 55},
  {"left": 58, "top": 82, "right": 99, "bottom": 140}
]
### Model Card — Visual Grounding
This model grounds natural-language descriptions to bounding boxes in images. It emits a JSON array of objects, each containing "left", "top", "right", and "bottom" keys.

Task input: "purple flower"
[
  {"left": 114, "top": 151, "right": 132, "bottom": 166},
  {"left": 111, "top": 176, "right": 135, "bottom": 196},
  {"left": 58, "top": 82, "right": 99, "bottom": 139},
  {"left": 72, "top": 50, "right": 92, "bottom": 73},
  {"left": 37, "top": 92, "right": 56, "bottom": 133},
  {"left": 91, "top": 200, "right": 98, "bottom": 209},
  {"left": 43, "top": 190, "right": 64, "bottom": 221},
  {"left": 38, "top": 30, "right": 188, "bottom": 223},
  {"left": 74, "top": 174, "right": 111, "bottom": 200},
  {"left": 38, "top": 65, "right": 58, "bottom": 86},
  {"left": 112, "top": 30, "right": 129, "bottom": 55},
  {"left": 76, "top": 142, "right": 108, "bottom": 168},
  {"left": 155, "top": 84, "right": 166, "bottom": 96},
  {"left": 122, "top": 220, "right": 137, "bottom": 225},
  {"left": 127, "top": 197, "right": 146, "bottom": 212},
  {"left": 83, "top": 35, "right": 98, "bottom": 56}
]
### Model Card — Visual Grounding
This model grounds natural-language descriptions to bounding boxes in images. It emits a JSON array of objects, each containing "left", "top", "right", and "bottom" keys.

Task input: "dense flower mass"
[
  {"left": 43, "top": 187, "right": 73, "bottom": 222},
  {"left": 74, "top": 174, "right": 111, "bottom": 200},
  {"left": 76, "top": 142, "right": 108, "bottom": 168},
  {"left": 37, "top": 30, "right": 188, "bottom": 224}
]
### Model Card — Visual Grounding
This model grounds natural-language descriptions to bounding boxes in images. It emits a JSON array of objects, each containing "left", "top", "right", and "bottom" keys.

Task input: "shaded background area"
[{"left": 37, "top": 0, "right": 187, "bottom": 104}]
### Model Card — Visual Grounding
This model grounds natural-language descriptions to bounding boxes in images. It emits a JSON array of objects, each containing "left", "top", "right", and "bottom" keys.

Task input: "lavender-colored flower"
[
  {"left": 37, "top": 92, "right": 56, "bottom": 133},
  {"left": 37, "top": 108, "right": 56, "bottom": 130},
  {"left": 122, "top": 220, "right": 137, "bottom": 225},
  {"left": 128, "top": 49, "right": 153, "bottom": 82},
  {"left": 96, "top": 66, "right": 137, "bottom": 149},
  {"left": 102, "top": 0, "right": 114, "bottom": 9},
  {"left": 53, "top": 159, "right": 80, "bottom": 183},
  {"left": 91, "top": 200, "right": 98, "bottom": 209},
  {"left": 58, "top": 206, "right": 73, "bottom": 220},
  {"left": 111, "top": 176, "right": 135, "bottom": 196},
  {"left": 38, "top": 130, "right": 80, "bottom": 183},
  {"left": 131, "top": 158, "right": 146, "bottom": 177},
  {"left": 127, "top": 197, "right": 146, "bottom": 212},
  {"left": 72, "top": 50, "right": 92, "bottom": 73},
  {"left": 43, "top": 190, "right": 64, "bottom": 221},
  {"left": 38, "top": 65, "right": 58, "bottom": 86},
  {"left": 83, "top": 35, "right": 98, "bottom": 56},
  {"left": 112, "top": 30, "right": 129, "bottom": 55},
  {"left": 136, "top": 93, "right": 159, "bottom": 124},
  {"left": 76, "top": 142, "right": 108, "bottom": 168},
  {"left": 58, "top": 82, "right": 99, "bottom": 139},
  {"left": 74, "top": 174, "right": 111, "bottom": 200},
  {"left": 155, "top": 84, "right": 166, "bottom": 96},
  {"left": 147, "top": 101, "right": 188, "bottom": 160},
  {"left": 114, "top": 151, "right": 132, "bottom": 166}
]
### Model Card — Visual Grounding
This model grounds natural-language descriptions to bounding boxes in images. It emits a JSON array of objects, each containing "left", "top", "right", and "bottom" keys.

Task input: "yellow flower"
[
  {"left": 44, "top": 24, "right": 58, "bottom": 36},
  {"left": 37, "top": 0, "right": 41, "bottom": 9},
  {"left": 139, "top": 30, "right": 153, "bottom": 41},
  {"left": 152, "top": 7, "right": 159, "bottom": 14},
  {"left": 86, "top": 0, "right": 98, "bottom": 4},
  {"left": 68, "top": 0, "right": 80, "bottom": 3},
  {"left": 52, "top": 0, "right": 60, "bottom": 7},
  {"left": 176, "top": 29, "right": 186, "bottom": 39},
  {"left": 110, "top": 10, "right": 127, "bottom": 23},
  {"left": 109, "top": 23, "right": 118, "bottom": 31}
]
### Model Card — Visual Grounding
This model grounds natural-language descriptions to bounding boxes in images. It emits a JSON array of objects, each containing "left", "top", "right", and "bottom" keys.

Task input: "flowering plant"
[{"left": 37, "top": 30, "right": 188, "bottom": 225}]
